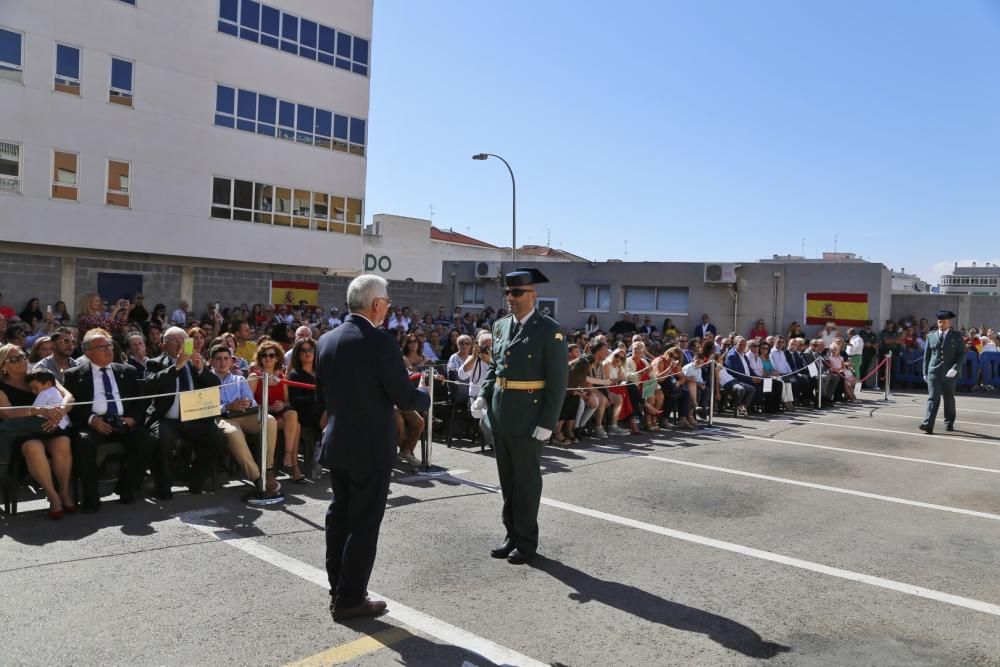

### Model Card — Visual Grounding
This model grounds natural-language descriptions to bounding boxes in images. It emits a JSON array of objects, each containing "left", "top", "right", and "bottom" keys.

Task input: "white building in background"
[
  {"left": 938, "top": 262, "right": 1000, "bottom": 296},
  {"left": 362, "top": 214, "right": 586, "bottom": 283},
  {"left": 890, "top": 269, "right": 929, "bottom": 294},
  {"left": 0, "top": 0, "right": 371, "bottom": 302}
]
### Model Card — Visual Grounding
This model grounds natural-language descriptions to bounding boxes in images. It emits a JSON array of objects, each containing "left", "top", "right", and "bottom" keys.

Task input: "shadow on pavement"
[
  {"left": 530, "top": 555, "right": 791, "bottom": 660},
  {"left": 337, "top": 616, "right": 510, "bottom": 666}
]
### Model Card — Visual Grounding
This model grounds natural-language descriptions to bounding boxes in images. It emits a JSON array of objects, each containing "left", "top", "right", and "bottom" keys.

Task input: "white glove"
[
  {"left": 923, "top": 376, "right": 928, "bottom": 383},
  {"left": 946, "top": 368, "right": 958, "bottom": 378},
  {"left": 532, "top": 426, "right": 552, "bottom": 442},
  {"left": 470, "top": 396, "right": 486, "bottom": 418}
]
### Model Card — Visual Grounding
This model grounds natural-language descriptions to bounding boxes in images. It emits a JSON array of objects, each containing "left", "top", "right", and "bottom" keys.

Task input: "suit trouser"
[
  {"left": 722, "top": 380, "right": 756, "bottom": 409},
  {"left": 325, "top": 465, "right": 391, "bottom": 607},
  {"left": 73, "top": 426, "right": 156, "bottom": 505},
  {"left": 924, "top": 376, "right": 957, "bottom": 428},
  {"left": 151, "top": 417, "right": 226, "bottom": 490},
  {"left": 218, "top": 413, "right": 277, "bottom": 481},
  {"left": 494, "top": 429, "right": 543, "bottom": 553}
]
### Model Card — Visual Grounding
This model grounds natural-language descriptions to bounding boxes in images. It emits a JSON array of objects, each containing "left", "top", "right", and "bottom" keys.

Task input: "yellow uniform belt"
[{"left": 497, "top": 378, "right": 546, "bottom": 391}]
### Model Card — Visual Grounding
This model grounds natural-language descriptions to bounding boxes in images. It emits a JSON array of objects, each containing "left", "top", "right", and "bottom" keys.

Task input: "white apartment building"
[{"left": 0, "top": 0, "right": 371, "bottom": 305}]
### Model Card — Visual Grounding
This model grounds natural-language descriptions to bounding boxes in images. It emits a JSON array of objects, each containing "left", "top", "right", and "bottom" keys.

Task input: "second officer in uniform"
[{"left": 475, "top": 268, "right": 568, "bottom": 564}]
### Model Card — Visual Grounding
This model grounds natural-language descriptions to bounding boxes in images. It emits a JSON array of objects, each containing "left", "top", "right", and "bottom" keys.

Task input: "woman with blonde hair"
[
  {"left": 0, "top": 343, "right": 75, "bottom": 518},
  {"left": 77, "top": 292, "right": 127, "bottom": 335}
]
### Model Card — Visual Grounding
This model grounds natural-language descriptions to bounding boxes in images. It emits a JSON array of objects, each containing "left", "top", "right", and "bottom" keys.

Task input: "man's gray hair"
[
  {"left": 127, "top": 332, "right": 145, "bottom": 346},
  {"left": 163, "top": 326, "right": 188, "bottom": 343},
  {"left": 81, "top": 328, "right": 111, "bottom": 350},
  {"left": 347, "top": 274, "right": 388, "bottom": 313}
]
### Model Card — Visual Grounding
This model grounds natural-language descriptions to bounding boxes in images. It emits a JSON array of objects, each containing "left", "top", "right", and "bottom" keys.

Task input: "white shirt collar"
[
  {"left": 513, "top": 309, "right": 536, "bottom": 326},
  {"left": 354, "top": 312, "right": 379, "bottom": 329}
]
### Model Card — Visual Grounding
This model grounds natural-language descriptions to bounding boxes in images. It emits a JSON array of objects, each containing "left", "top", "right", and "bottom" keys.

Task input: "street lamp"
[{"left": 472, "top": 152, "right": 516, "bottom": 262}]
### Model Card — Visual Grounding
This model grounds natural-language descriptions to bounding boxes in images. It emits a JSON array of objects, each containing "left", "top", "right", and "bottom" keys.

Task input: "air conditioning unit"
[
  {"left": 475, "top": 261, "right": 501, "bottom": 280},
  {"left": 704, "top": 263, "right": 737, "bottom": 284}
]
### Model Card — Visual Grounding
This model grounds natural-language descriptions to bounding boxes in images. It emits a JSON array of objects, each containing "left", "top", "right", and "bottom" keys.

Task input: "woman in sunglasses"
[
  {"left": 0, "top": 343, "right": 75, "bottom": 519},
  {"left": 248, "top": 340, "right": 303, "bottom": 482}
]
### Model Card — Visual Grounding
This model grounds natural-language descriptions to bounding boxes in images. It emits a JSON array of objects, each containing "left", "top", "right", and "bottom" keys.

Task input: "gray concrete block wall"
[
  {"left": 0, "top": 252, "right": 63, "bottom": 315},
  {"left": 75, "top": 258, "right": 183, "bottom": 312}
]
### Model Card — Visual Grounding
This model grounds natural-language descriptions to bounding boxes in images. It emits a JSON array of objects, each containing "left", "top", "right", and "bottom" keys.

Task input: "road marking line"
[
  {"left": 177, "top": 509, "right": 547, "bottom": 667},
  {"left": 875, "top": 413, "right": 1000, "bottom": 429},
  {"left": 715, "top": 433, "right": 1000, "bottom": 475},
  {"left": 537, "top": 495, "right": 1000, "bottom": 618},
  {"left": 879, "top": 404, "right": 1000, "bottom": 416},
  {"left": 430, "top": 475, "right": 1000, "bottom": 618},
  {"left": 285, "top": 627, "right": 411, "bottom": 666},
  {"left": 587, "top": 445, "right": 1000, "bottom": 522},
  {"left": 788, "top": 421, "right": 1000, "bottom": 446}
]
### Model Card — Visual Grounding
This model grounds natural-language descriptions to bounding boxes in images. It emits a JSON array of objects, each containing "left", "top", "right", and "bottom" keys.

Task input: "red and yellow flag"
[
  {"left": 270, "top": 280, "right": 319, "bottom": 307},
  {"left": 805, "top": 292, "right": 869, "bottom": 327}
]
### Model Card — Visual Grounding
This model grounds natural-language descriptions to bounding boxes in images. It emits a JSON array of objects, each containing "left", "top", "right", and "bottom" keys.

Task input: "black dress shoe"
[
  {"left": 491, "top": 538, "right": 515, "bottom": 559},
  {"left": 331, "top": 598, "right": 388, "bottom": 621},
  {"left": 945, "top": 424, "right": 954, "bottom": 432},
  {"left": 918, "top": 423, "right": 933, "bottom": 434},
  {"left": 82, "top": 502, "right": 100, "bottom": 514},
  {"left": 507, "top": 547, "right": 535, "bottom": 564},
  {"left": 155, "top": 487, "right": 173, "bottom": 501},
  {"left": 118, "top": 491, "right": 137, "bottom": 505}
]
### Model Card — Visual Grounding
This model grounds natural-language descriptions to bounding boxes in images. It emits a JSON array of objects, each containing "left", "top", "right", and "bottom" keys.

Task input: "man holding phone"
[{"left": 144, "top": 326, "right": 226, "bottom": 497}]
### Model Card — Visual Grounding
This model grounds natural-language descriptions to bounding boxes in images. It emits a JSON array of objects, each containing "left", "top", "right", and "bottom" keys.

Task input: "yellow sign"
[{"left": 179, "top": 387, "right": 222, "bottom": 422}]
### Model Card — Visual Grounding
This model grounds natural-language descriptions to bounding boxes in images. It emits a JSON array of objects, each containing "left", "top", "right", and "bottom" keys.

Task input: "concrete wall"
[
  {"left": 891, "top": 293, "right": 1000, "bottom": 330},
  {"left": 0, "top": 0, "right": 370, "bottom": 271},
  {"left": 0, "top": 251, "right": 62, "bottom": 313}
]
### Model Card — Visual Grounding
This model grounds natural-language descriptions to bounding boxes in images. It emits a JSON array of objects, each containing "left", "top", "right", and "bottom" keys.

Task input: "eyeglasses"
[
  {"left": 4, "top": 354, "right": 26, "bottom": 363},
  {"left": 376, "top": 296, "right": 392, "bottom": 307},
  {"left": 503, "top": 288, "right": 534, "bottom": 297},
  {"left": 260, "top": 352, "right": 278, "bottom": 359},
  {"left": 90, "top": 344, "right": 114, "bottom": 351},
  {"left": 300, "top": 348, "right": 315, "bottom": 354}
]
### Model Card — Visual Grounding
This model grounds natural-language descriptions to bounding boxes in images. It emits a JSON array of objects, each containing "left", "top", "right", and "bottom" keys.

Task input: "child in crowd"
[{"left": 26, "top": 368, "right": 71, "bottom": 431}]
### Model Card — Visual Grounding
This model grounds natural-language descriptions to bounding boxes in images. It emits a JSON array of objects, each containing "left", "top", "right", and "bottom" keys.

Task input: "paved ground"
[{"left": 4, "top": 389, "right": 1000, "bottom": 666}]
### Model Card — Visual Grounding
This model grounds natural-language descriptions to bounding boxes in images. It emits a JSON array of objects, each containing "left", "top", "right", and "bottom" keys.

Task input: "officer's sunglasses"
[{"left": 503, "top": 288, "right": 534, "bottom": 297}]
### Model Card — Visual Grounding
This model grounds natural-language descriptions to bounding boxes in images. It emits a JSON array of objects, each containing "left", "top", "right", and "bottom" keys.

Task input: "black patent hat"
[
  {"left": 504, "top": 267, "right": 550, "bottom": 287},
  {"left": 935, "top": 310, "right": 956, "bottom": 320}
]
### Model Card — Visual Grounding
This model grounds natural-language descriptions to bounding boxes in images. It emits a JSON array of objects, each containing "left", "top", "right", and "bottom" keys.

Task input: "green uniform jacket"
[
  {"left": 923, "top": 329, "right": 965, "bottom": 378},
  {"left": 481, "top": 311, "right": 568, "bottom": 437}
]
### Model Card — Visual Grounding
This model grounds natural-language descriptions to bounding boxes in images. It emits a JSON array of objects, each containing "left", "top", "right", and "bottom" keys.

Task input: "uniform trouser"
[
  {"left": 325, "top": 465, "right": 391, "bottom": 608},
  {"left": 494, "top": 429, "right": 544, "bottom": 554},
  {"left": 218, "top": 413, "right": 277, "bottom": 481},
  {"left": 924, "top": 375, "right": 957, "bottom": 428},
  {"left": 73, "top": 426, "right": 156, "bottom": 505}
]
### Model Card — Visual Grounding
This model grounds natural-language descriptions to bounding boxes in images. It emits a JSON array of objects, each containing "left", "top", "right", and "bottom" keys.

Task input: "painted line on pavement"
[
  {"left": 787, "top": 421, "right": 1000, "bottom": 447},
  {"left": 285, "top": 627, "right": 411, "bottom": 666},
  {"left": 431, "top": 474, "right": 1000, "bottom": 619},
  {"left": 585, "top": 445, "right": 1000, "bottom": 522},
  {"left": 176, "top": 509, "right": 546, "bottom": 667},
  {"left": 708, "top": 433, "right": 1000, "bottom": 475},
  {"left": 874, "top": 413, "right": 1000, "bottom": 429},
  {"left": 878, "top": 404, "right": 1000, "bottom": 416}
]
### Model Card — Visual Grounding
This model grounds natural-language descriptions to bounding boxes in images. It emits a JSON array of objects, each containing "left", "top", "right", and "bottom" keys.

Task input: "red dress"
[{"left": 252, "top": 371, "right": 288, "bottom": 414}]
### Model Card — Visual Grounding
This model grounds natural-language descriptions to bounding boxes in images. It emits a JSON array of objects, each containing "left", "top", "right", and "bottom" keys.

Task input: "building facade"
[
  {"left": 937, "top": 263, "right": 1000, "bottom": 296},
  {"left": 0, "top": 0, "right": 372, "bottom": 305}
]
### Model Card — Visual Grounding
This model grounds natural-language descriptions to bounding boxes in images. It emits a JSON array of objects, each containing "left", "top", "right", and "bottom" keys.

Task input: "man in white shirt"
[
  {"left": 846, "top": 328, "right": 865, "bottom": 378},
  {"left": 170, "top": 300, "right": 190, "bottom": 326},
  {"left": 327, "top": 307, "right": 342, "bottom": 329}
]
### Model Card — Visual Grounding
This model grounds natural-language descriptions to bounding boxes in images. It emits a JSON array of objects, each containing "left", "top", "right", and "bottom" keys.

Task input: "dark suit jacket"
[
  {"left": 143, "top": 353, "right": 221, "bottom": 422},
  {"left": 315, "top": 313, "right": 430, "bottom": 472},
  {"left": 724, "top": 350, "right": 758, "bottom": 381},
  {"left": 693, "top": 323, "right": 717, "bottom": 339},
  {"left": 63, "top": 361, "right": 147, "bottom": 428}
]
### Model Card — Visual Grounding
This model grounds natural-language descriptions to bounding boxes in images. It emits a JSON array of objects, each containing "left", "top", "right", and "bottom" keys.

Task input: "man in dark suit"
[
  {"left": 63, "top": 328, "right": 157, "bottom": 512},
  {"left": 723, "top": 337, "right": 763, "bottom": 411},
  {"left": 693, "top": 313, "right": 717, "bottom": 339},
  {"left": 474, "top": 268, "right": 568, "bottom": 565},
  {"left": 144, "top": 326, "right": 226, "bottom": 498},
  {"left": 921, "top": 310, "right": 965, "bottom": 434},
  {"left": 316, "top": 275, "right": 430, "bottom": 621}
]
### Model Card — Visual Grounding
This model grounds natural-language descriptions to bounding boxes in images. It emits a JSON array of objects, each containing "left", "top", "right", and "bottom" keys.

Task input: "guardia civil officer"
[
  {"left": 920, "top": 310, "right": 965, "bottom": 434},
  {"left": 473, "top": 268, "right": 568, "bottom": 564}
]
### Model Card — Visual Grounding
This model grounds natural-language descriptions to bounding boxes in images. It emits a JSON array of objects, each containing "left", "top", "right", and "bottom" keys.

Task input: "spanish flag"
[
  {"left": 270, "top": 280, "right": 320, "bottom": 307},
  {"left": 805, "top": 292, "right": 869, "bottom": 327}
]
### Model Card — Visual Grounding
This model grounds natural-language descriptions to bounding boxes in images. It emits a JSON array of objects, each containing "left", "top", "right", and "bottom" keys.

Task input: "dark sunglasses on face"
[
  {"left": 5, "top": 354, "right": 26, "bottom": 363},
  {"left": 300, "top": 348, "right": 314, "bottom": 354},
  {"left": 503, "top": 288, "right": 533, "bottom": 297},
  {"left": 260, "top": 352, "right": 278, "bottom": 359}
]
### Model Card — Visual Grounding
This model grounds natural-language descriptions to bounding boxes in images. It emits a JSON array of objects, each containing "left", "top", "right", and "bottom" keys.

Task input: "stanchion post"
[
  {"left": 708, "top": 360, "right": 715, "bottom": 427},
  {"left": 259, "top": 372, "right": 269, "bottom": 494},
  {"left": 817, "top": 359, "right": 823, "bottom": 409},
  {"left": 423, "top": 368, "right": 434, "bottom": 470},
  {"left": 884, "top": 351, "right": 892, "bottom": 401}
]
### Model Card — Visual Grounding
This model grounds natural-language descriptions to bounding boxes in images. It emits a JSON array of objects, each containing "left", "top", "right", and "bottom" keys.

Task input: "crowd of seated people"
[{"left": 3, "top": 288, "right": 998, "bottom": 517}]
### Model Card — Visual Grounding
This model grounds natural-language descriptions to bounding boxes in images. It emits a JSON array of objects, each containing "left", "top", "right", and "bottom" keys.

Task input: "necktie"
[
  {"left": 178, "top": 363, "right": 192, "bottom": 392},
  {"left": 100, "top": 367, "right": 118, "bottom": 417},
  {"left": 511, "top": 320, "right": 521, "bottom": 338}
]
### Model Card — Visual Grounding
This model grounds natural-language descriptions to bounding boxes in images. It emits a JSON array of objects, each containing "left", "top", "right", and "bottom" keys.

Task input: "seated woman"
[
  {"left": 396, "top": 333, "right": 427, "bottom": 465},
  {"left": 660, "top": 346, "right": 694, "bottom": 428},
  {"left": 828, "top": 341, "right": 857, "bottom": 401},
  {"left": 0, "top": 344, "right": 75, "bottom": 518},
  {"left": 288, "top": 338, "right": 325, "bottom": 473},
  {"left": 248, "top": 340, "right": 303, "bottom": 482},
  {"left": 758, "top": 341, "right": 790, "bottom": 412},
  {"left": 603, "top": 347, "right": 631, "bottom": 434}
]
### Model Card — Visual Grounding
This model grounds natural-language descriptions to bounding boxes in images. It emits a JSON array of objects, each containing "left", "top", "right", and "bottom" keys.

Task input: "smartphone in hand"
[{"left": 183, "top": 339, "right": 194, "bottom": 355}]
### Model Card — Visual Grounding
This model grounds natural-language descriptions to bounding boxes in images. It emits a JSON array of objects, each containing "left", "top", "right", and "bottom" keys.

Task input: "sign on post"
[{"left": 180, "top": 387, "right": 222, "bottom": 422}]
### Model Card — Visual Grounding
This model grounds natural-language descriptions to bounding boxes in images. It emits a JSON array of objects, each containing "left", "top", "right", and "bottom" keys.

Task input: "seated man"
[
  {"left": 803, "top": 339, "right": 841, "bottom": 406},
  {"left": 144, "top": 326, "right": 226, "bottom": 497},
  {"left": 63, "top": 328, "right": 157, "bottom": 511},
  {"left": 33, "top": 326, "right": 80, "bottom": 384},
  {"left": 723, "top": 337, "right": 763, "bottom": 414},
  {"left": 717, "top": 355, "right": 755, "bottom": 416},
  {"left": 209, "top": 344, "right": 280, "bottom": 497}
]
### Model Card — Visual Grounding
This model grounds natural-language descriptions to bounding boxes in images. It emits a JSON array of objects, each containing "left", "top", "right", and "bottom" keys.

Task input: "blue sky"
[{"left": 364, "top": 1, "right": 1000, "bottom": 283}]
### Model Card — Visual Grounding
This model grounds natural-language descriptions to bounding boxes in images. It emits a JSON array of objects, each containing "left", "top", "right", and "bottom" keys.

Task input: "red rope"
[{"left": 857, "top": 357, "right": 888, "bottom": 384}]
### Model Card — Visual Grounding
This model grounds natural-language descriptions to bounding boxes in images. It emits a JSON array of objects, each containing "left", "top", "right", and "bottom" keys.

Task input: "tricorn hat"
[
  {"left": 504, "top": 267, "right": 550, "bottom": 287},
  {"left": 935, "top": 310, "right": 956, "bottom": 320}
]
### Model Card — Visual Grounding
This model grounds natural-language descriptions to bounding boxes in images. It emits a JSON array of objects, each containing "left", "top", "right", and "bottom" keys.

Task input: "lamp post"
[{"left": 472, "top": 153, "right": 516, "bottom": 262}]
